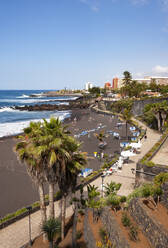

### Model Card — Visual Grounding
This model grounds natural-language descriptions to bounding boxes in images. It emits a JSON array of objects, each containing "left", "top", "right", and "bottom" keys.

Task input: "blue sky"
[{"left": 0, "top": 0, "right": 168, "bottom": 90}]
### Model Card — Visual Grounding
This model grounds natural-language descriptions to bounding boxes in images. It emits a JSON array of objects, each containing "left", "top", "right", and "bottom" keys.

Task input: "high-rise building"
[
  {"left": 85, "top": 82, "right": 93, "bottom": 91},
  {"left": 113, "top": 77, "right": 118, "bottom": 89}
]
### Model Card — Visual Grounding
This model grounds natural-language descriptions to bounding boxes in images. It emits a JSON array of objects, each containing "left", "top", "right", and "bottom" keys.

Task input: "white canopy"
[
  {"left": 130, "top": 142, "right": 142, "bottom": 149},
  {"left": 121, "top": 150, "right": 136, "bottom": 157}
]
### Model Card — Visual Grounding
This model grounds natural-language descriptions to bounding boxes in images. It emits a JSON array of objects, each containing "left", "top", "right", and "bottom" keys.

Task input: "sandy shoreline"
[{"left": 0, "top": 108, "right": 130, "bottom": 218}]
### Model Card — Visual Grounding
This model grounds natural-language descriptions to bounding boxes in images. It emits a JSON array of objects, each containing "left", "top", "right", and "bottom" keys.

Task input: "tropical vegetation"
[
  {"left": 143, "top": 100, "right": 168, "bottom": 131},
  {"left": 42, "top": 218, "right": 61, "bottom": 248}
]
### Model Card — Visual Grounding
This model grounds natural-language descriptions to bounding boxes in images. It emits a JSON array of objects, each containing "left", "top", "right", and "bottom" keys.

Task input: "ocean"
[{"left": 0, "top": 90, "right": 76, "bottom": 138}]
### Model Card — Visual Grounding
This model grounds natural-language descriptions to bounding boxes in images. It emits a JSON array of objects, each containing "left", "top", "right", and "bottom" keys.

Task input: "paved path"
[
  {"left": 0, "top": 201, "right": 73, "bottom": 248},
  {"left": 0, "top": 118, "right": 162, "bottom": 248},
  {"left": 87, "top": 118, "right": 161, "bottom": 196}
]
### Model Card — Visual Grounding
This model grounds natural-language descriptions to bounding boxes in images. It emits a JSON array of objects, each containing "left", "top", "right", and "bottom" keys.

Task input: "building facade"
[
  {"left": 112, "top": 77, "right": 118, "bottom": 89},
  {"left": 85, "top": 82, "right": 93, "bottom": 91}
]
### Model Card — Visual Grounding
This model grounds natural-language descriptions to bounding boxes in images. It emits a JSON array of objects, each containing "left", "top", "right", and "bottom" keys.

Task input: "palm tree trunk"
[
  {"left": 49, "top": 183, "right": 55, "bottom": 218},
  {"left": 63, "top": 195, "right": 66, "bottom": 233},
  {"left": 61, "top": 195, "right": 66, "bottom": 240},
  {"left": 72, "top": 202, "right": 78, "bottom": 248},
  {"left": 49, "top": 241, "right": 53, "bottom": 248},
  {"left": 38, "top": 183, "right": 47, "bottom": 224},
  {"left": 38, "top": 183, "right": 47, "bottom": 241},
  {"left": 126, "top": 121, "right": 128, "bottom": 139}
]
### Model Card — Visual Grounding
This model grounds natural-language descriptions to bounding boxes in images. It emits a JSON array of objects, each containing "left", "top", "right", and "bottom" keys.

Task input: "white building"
[
  {"left": 118, "top": 78, "right": 124, "bottom": 88},
  {"left": 134, "top": 76, "right": 168, "bottom": 85},
  {"left": 85, "top": 82, "right": 93, "bottom": 91},
  {"left": 134, "top": 78, "right": 151, "bottom": 84}
]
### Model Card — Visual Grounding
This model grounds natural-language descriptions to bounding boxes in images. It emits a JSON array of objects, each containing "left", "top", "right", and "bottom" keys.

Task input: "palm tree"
[
  {"left": 104, "top": 181, "right": 121, "bottom": 197},
  {"left": 56, "top": 136, "right": 87, "bottom": 240},
  {"left": 17, "top": 117, "right": 87, "bottom": 241},
  {"left": 34, "top": 118, "right": 86, "bottom": 239},
  {"left": 123, "top": 71, "right": 132, "bottom": 86},
  {"left": 87, "top": 184, "right": 100, "bottom": 200},
  {"left": 151, "top": 101, "right": 168, "bottom": 132},
  {"left": 42, "top": 218, "right": 61, "bottom": 248},
  {"left": 122, "top": 108, "right": 132, "bottom": 139},
  {"left": 35, "top": 117, "right": 70, "bottom": 219},
  {"left": 16, "top": 121, "right": 47, "bottom": 224}
]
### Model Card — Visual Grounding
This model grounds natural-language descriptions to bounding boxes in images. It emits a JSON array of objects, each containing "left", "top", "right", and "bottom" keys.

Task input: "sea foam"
[{"left": 0, "top": 111, "right": 70, "bottom": 138}]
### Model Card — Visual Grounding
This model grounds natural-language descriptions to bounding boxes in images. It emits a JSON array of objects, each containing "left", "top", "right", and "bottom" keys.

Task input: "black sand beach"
[{"left": 0, "top": 109, "right": 131, "bottom": 217}]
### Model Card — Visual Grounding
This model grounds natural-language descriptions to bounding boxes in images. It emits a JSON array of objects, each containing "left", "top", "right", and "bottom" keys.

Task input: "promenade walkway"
[
  {"left": 0, "top": 118, "right": 162, "bottom": 248},
  {"left": 88, "top": 117, "right": 161, "bottom": 196},
  {"left": 0, "top": 202, "right": 73, "bottom": 248}
]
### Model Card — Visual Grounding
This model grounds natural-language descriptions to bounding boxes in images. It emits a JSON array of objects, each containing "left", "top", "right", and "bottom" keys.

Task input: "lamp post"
[
  {"left": 26, "top": 206, "right": 33, "bottom": 246},
  {"left": 101, "top": 174, "right": 106, "bottom": 197}
]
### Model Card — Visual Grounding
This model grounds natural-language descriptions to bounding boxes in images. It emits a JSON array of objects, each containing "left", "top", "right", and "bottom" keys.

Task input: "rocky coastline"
[
  {"left": 13, "top": 102, "right": 90, "bottom": 111},
  {"left": 13, "top": 96, "right": 94, "bottom": 111}
]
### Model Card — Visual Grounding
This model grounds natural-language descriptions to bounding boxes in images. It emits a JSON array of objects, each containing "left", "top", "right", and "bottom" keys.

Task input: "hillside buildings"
[
  {"left": 133, "top": 76, "right": 168, "bottom": 85},
  {"left": 84, "top": 75, "right": 168, "bottom": 92}
]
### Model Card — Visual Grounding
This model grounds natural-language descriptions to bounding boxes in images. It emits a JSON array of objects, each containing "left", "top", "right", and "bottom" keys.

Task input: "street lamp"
[
  {"left": 26, "top": 206, "right": 33, "bottom": 246},
  {"left": 101, "top": 174, "right": 106, "bottom": 197}
]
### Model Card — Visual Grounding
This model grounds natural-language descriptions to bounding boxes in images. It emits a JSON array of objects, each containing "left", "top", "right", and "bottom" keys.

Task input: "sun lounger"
[
  {"left": 130, "top": 126, "right": 136, "bottom": 131},
  {"left": 113, "top": 132, "right": 120, "bottom": 139}
]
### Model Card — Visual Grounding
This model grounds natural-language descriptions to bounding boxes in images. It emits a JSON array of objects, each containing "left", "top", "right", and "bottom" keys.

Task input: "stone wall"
[
  {"left": 161, "top": 183, "right": 168, "bottom": 209},
  {"left": 129, "top": 198, "right": 168, "bottom": 248},
  {"left": 136, "top": 162, "right": 168, "bottom": 184},
  {"left": 104, "top": 97, "right": 168, "bottom": 116},
  {"left": 100, "top": 207, "right": 130, "bottom": 248},
  {"left": 84, "top": 208, "right": 97, "bottom": 248}
]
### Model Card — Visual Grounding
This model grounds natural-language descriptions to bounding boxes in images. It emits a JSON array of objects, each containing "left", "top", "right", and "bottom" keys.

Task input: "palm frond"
[{"left": 49, "top": 151, "right": 57, "bottom": 167}]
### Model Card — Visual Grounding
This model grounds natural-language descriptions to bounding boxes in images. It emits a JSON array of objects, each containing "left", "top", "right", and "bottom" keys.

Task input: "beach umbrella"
[{"left": 121, "top": 150, "right": 136, "bottom": 157}]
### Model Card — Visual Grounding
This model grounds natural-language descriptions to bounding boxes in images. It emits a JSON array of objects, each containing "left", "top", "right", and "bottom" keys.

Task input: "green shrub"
[
  {"left": 99, "top": 227, "right": 107, "bottom": 242},
  {"left": 141, "top": 184, "right": 152, "bottom": 198},
  {"left": 76, "top": 230, "right": 82, "bottom": 240},
  {"left": 106, "top": 195, "right": 121, "bottom": 211},
  {"left": 78, "top": 209, "right": 85, "bottom": 216},
  {"left": 15, "top": 208, "right": 27, "bottom": 216},
  {"left": 120, "top": 196, "right": 127, "bottom": 203},
  {"left": 154, "top": 172, "right": 168, "bottom": 186},
  {"left": 129, "top": 224, "right": 138, "bottom": 242},
  {"left": 121, "top": 212, "right": 131, "bottom": 227},
  {"left": 0, "top": 208, "right": 27, "bottom": 224},
  {"left": 144, "top": 161, "right": 155, "bottom": 167},
  {"left": 32, "top": 202, "right": 40, "bottom": 208}
]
